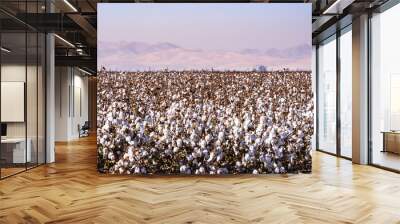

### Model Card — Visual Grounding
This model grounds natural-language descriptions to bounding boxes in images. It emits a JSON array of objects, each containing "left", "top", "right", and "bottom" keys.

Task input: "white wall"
[{"left": 55, "top": 67, "right": 89, "bottom": 141}]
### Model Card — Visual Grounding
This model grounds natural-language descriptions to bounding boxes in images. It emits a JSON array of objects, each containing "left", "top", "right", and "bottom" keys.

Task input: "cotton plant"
[{"left": 97, "top": 70, "right": 313, "bottom": 174}]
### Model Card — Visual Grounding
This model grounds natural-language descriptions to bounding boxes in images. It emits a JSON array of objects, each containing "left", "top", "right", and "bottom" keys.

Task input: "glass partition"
[
  {"left": 371, "top": 3, "right": 400, "bottom": 171},
  {"left": 1, "top": 31, "right": 28, "bottom": 177},
  {"left": 317, "top": 35, "right": 337, "bottom": 154},
  {"left": 0, "top": 1, "right": 46, "bottom": 179},
  {"left": 339, "top": 26, "right": 352, "bottom": 158}
]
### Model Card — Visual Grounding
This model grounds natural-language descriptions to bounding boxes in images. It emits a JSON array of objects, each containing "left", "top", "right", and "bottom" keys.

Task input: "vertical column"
[
  {"left": 352, "top": 14, "right": 369, "bottom": 164},
  {"left": 46, "top": 0, "right": 55, "bottom": 163},
  {"left": 336, "top": 30, "right": 341, "bottom": 156}
]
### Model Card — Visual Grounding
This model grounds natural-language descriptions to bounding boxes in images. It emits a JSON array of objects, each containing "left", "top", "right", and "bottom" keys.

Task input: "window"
[
  {"left": 370, "top": 3, "right": 400, "bottom": 171},
  {"left": 339, "top": 27, "right": 352, "bottom": 158},
  {"left": 317, "top": 35, "right": 337, "bottom": 154}
]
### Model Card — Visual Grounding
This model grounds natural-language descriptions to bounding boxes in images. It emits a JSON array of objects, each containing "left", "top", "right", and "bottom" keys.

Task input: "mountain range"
[{"left": 98, "top": 41, "right": 311, "bottom": 71}]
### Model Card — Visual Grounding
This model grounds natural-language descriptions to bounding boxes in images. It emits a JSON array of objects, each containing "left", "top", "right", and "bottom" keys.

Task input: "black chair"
[{"left": 79, "top": 121, "right": 90, "bottom": 138}]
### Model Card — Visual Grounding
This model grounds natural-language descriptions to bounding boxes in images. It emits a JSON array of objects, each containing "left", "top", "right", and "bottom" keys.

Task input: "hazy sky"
[{"left": 98, "top": 3, "right": 311, "bottom": 71}]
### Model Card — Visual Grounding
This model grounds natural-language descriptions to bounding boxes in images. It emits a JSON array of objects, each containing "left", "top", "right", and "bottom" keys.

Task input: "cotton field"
[{"left": 97, "top": 70, "right": 313, "bottom": 174}]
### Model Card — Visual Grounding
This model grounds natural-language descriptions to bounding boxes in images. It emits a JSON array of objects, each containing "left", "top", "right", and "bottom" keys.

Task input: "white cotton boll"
[
  {"left": 117, "top": 160, "right": 124, "bottom": 167},
  {"left": 134, "top": 167, "right": 140, "bottom": 174},
  {"left": 108, "top": 152, "right": 114, "bottom": 160},
  {"left": 256, "top": 126, "right": 264, "bottom": 136},
  {"left": 217, "top": 168, "right": 228, "bottom": 175},
  {"left": 216, "top": 153, "right": 224, "bottom": 162},
  {"left": 100, "top": 137, "right": 105, "bottom": 145},
  {"left": 142, "top": 151, "right": 148, "bottom": 157},
  {"left": 123, "top": 160, "right": 129, "bottom": 168},
  {"left": 176, "top": 138, "right": 183, "bottom": 148},
  {"left": 244, "top": 153, "right": 250, "bottom": 162},
  {"left": 123, "top": 153, "right": 129, "bottom": 160},
  {"left": 119, "top": 167, "right": 125, "bottom": 174},
  {"left": 180, "top": 165, "right": 187, "bottom": 173},
  {"left": 199, "top": 166, "right": 205, "bottom": 174},
  {"left": 233, "top": 147, "right": 240, "bottom": 156},
  {"left": 199, "top": 139, "right": 207, "bottom": 149},
  {"left": 202, "top": 149, "right": 209, "bottom": 158},
  {"left": 165, "top": 149, "right": 172, "bottom": 155},
  {"left": 255, "top": 138, "right": 262, "bottom": 146},
  {"left": 252, "top": 169, "right": 259, "bottom": 174},
  {"left": 297, "top": 130, "right": 304, "bottom": 138},
  {"left": 264, "top": 137, "right": 272, "bottom": 147},
  {"left": 249, "top": 146, "right": 255, "bottom": 155},
  {"left": 234, "top": 117, "right": 241, "bottom": 127},
  {"left": 173, "top": 147, "right": 179, "bottom": 153},
  {"left": 218, "top": 131, "right": 225, "bottom": 142},
  {"left": 207, "top": 152, "right": 215, "bottom": 163},
  {"left": 125, "top": 136, "right": 131, "bottom": 143},
  {"left": 236, "top": 161, "right": 242, "bottom": 168}
]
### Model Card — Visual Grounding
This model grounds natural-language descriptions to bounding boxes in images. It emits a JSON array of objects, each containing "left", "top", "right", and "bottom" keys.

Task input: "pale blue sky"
[
  {"left": 98, "top": 3, "right": 311, "bottom": 51},
  {"left": 98, "top": 3, "right": 311, "bottom": 71}
]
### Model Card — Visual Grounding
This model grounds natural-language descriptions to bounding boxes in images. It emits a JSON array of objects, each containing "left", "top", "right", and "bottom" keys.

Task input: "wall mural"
[{"left": 97, "top": 3, "right": 313, "bottom": 174}]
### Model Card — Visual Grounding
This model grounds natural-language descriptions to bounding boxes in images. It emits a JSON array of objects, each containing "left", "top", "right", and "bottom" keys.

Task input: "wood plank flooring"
[{"left": 1, "top": 135, "right": 400, "bottom": 224}]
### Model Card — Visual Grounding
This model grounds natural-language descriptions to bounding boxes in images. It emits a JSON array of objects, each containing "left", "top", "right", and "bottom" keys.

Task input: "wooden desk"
[{"left": 381, "top": 131, "right": 400, "bottom": 154}]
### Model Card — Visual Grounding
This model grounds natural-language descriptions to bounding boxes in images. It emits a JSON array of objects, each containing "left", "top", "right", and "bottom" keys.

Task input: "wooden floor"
[{"left": 1, "top": 136, "right": 400, "bottom": 224}]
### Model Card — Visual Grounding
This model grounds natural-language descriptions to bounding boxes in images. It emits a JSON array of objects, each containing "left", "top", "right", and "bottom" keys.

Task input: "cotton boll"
[
  {"left": 199, "top": 166, "right": 205, "bottom": 174},
  {"left": 134, "top": 167, "right": 140, "bottom": 174},
  {"left": 216, "top": 153, "right": 224, "bottom": 162},
  {"left": 176, "top": 139, "right": 183, "bottom": 148},
  {"left": 123, "top": 153, "right": 129, "bottom": 160},
  {"left": 217, "top": 168, "right": 228, "bottom": 175},
  {"left": 202, "top": 149, "right": 209, "bottom": 158},
  {"left": 123, "top": 160, "right": 129, "bottom": 168},
  {"left": 205, "top": 134, "right": 212, "bottom": 143},
  {"left": 244, "top": 153, "right": 250, "bottom": 162},
  {"left": 218, "top": 131, "right": 225, "bottom": 142},
  {"left": 108, "top": 152, "right": 115, "bottom": 160},
  {"left": 180, "top": 165, "right": 187, "bottom": 174},
  {"left": 199, "top": 139, "right": 207, "bottom": 149}
]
